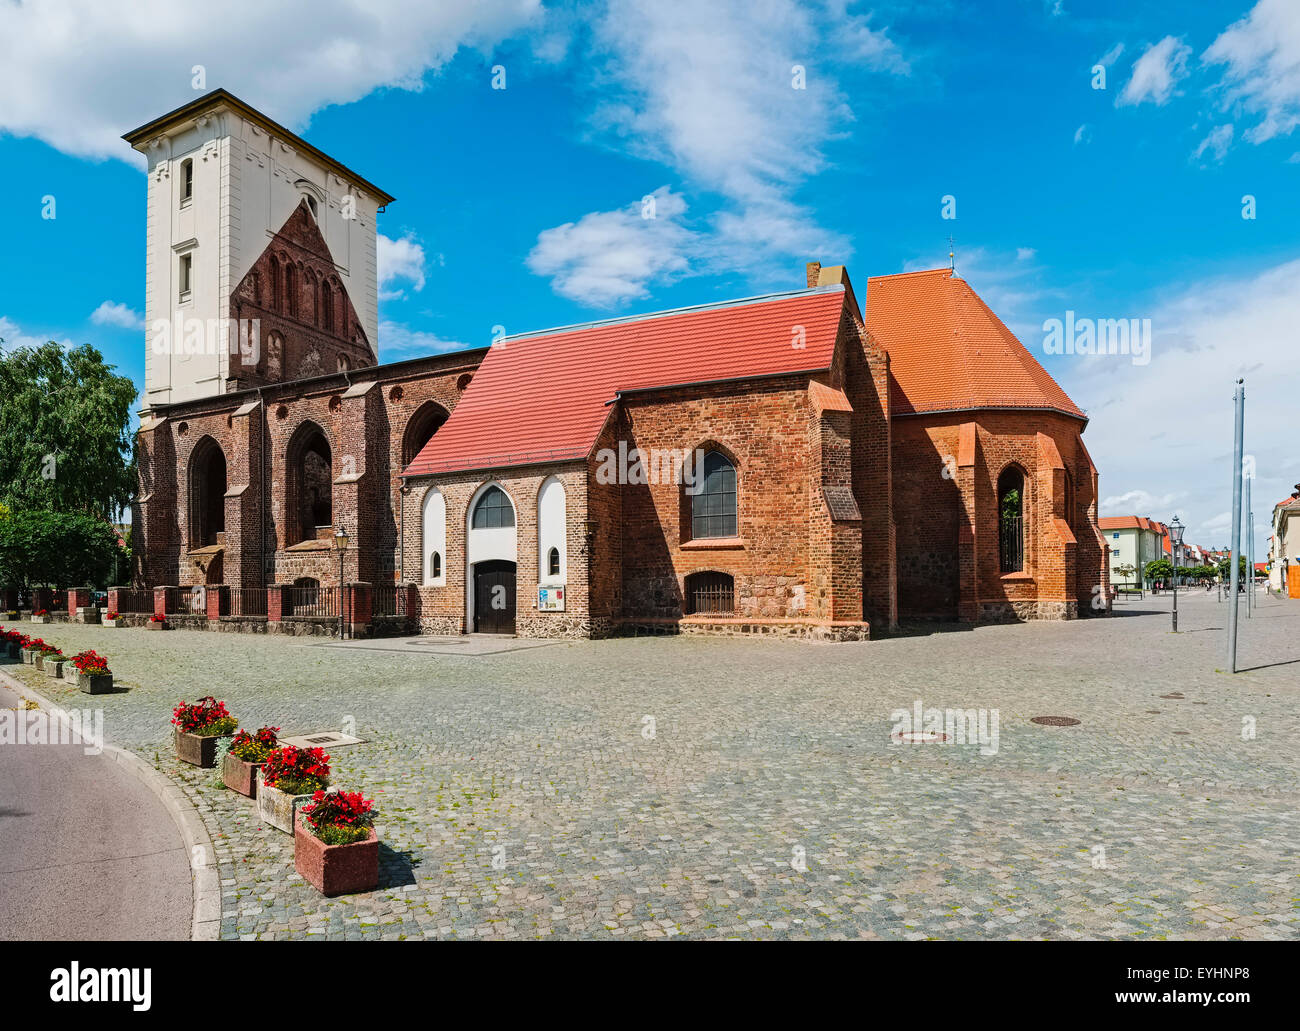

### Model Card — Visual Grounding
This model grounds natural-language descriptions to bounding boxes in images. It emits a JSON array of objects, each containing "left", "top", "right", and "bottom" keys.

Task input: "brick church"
[{"left": 127, "top": 90, "right": 1109, "bottom": 640}]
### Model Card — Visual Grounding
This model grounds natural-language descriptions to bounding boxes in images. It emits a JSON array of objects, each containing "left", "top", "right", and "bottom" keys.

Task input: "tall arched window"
[
  {"left": 188, "top": 437, "right": 226, "bottom": 547},
  {"left": 691, "top": 451, "right": 737, "bottom": 539},
  {"left": 538, "top": 476, "right": 566, "bottom": 583},
  {"left": 285, "top": 263, "right": 298, "bottom": 319},
  {"left": 270, "top": 255, "right": 281, "bottom": 310},
  {"left": 322, "top": 280, "right": 334, "bottom": 332},
  {"left": 472, "top": 485, "right": 515, "bottom": 528},
  {"left": 998, "top": 466, "right": 1025, "bottom": 573},
  {"left": 180, "top": 158, "right": 194, "bottom": 203},
  {"left": 287, "top": 422, "right": 333, "bottom": 543},
  {"left": 422, "top": 487, "right": 446, "bottom": 586}
]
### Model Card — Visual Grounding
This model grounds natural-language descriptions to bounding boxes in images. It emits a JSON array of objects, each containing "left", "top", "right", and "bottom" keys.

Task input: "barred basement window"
[
  {"left": 548, "top": 547, "right": 560, "bottom": 577},
  {"left": 685, "top": 571, "right": 735, "bottom": 615}
]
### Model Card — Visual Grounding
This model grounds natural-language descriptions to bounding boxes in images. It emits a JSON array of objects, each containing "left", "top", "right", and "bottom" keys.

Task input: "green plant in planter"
[
  {"left": 261, "top": 745, "right": 330, "bottom": 796},
  {"left": 171, "top": 696, "right": 238, "bottom": 736},
  {"left": 230, "top": 726, "right": 280, "bottom": 763}
]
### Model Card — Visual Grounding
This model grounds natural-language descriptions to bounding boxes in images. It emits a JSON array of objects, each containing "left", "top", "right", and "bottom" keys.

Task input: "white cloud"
[
  {"left": 1100, "top": 489, "right": 1182, "bottom": 515},
  {"left": 0, "top": 0, "right": 542, "bottom": 161},
  {"left": 1118, "top": 36, "right": 1192, "bottom": 107},
  {"left": 0, "top": 315, "right": 72, "bottom": 352},
  {"left": 1073, "top": 123, "right": 1091, "bottom": 145},
  {"left": 1097, "top": 42, "right": 1125, "bottom": 68},
  {"left": 529, "top": 0, "right": 904, "bottom": 304},
  {"left": 1203, "top": 0, "right": 1300, "bottom": 144},
  {"left": 1061, "top": 258, "right": 1300, "bottom": 553},
  {"left": 1193, "top": 123, "right": 1235, "bottom": 163},
  {"left": 1016, "top": 247, "right": 1037, "bottom": 262},
  {"left": 377, "top": 233, "right": 427, "bottom": 301},
  {"left": 903, "top": 245, "right": 1054, "bottom": 340},
  {"left": 526, "top": 187, "right": 695, "bottom": 307},
  {"left": 377, "top": 319, "right": 469, "bottom": 362},
  {"left": 90, "top": 300, "right": 145, "bottom": 330}
]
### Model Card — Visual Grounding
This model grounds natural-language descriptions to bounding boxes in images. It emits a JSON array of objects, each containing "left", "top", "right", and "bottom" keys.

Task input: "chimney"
[{"left": 806, "top": 262, "right": 821, "bottom": 288}]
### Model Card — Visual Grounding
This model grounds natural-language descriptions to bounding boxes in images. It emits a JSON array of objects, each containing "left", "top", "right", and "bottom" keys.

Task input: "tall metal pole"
[
  {"left": 1246, "top": 474, "right": 1253, "bottom": 618},
  {"left": 1227, "top": 381, "right": 1244, "bottom": 672},
  {"left": 1172, "top": 537, "right": 1179, "bottom": 632}
]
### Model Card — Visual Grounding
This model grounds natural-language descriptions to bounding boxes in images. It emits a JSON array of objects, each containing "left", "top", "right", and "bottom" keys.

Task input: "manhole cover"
[
  {"left": 1030, "top": 716, "right": 1081, "bottom": 727},
  {"left": 892, "top": 730, "right": 950, "bottom": 743},
  {"left": 278, "top": 730, "right": 365, "bottom": 749}
]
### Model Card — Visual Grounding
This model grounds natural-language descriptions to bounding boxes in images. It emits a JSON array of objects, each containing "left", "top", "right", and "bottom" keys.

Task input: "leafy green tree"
[
  {"left": 0, "top": 509, "right": 124, "bottom": 590},
  {"left": 0, "top": 341, "right": 137, "bottom": 520},
  {"left": 1144, "top": 558, "right": 1172, "bottom": 583}
]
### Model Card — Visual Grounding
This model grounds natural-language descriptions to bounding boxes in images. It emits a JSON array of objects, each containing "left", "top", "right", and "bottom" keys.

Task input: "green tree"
[
  {"left": 1144, "top": 558, "right": 1173, "bottom": 583},
  {"left": 0, "top": 509, "right": 125, "bottom": 589},
  {"left": 0, "top": 340, "right": 137, "bottom": 520}
]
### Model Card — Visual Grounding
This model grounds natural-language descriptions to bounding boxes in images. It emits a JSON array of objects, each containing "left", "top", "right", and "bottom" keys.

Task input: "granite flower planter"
[
  {"left": 223, "top": 753, "right": 263, "bottom": 798},
  {"left": 103, "top": 618, "right": 124, "bottom": 628},
  {"left": 34, "top": 653, "right": 46, "bottom": 670},
  {"left": 21, "top": 648, "right": 35, "bottom": 664},
  {"left": 43, "top": 658, "right": 64, "bottom": 678},
  {"left": 256, "top": 771, "right": 314, "bottom": 833},
  {"left": 147, "top": 621, "right": 168, "bottom": 631},
  {"left": 294, "top": 823, "right": 379, "bottom": 896},
  {"left": 78, "top": 672, "right": 113, "bottom": 694},
  {"left": 30, "top": 615, "right": 50, "bottom": 625},
  {"left": 174, "top": 728, "right": 231, "bottom": 768}
]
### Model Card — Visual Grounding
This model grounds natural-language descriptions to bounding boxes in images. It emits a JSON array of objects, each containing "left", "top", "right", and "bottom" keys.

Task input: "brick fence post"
[
  {"left": 206, "top": 585, "right": 229, "bottom": 620},
  {"left": 346, "top": 582, "right": 372, "bottom": 637},
  {"left": 69, "top": 587, "right": 90, "bottom": 618},
  {"left": 266, "top": 585, "right": 286, "bottom": 623},
  {"left": 107, "top": 587, "right": 123, "bottom": 615},
  {"left": 154, "top": 587, "right": 172, "bottom": 619},
  {"left": 33, "top": 587, "right": 52, "bottom": 614}
]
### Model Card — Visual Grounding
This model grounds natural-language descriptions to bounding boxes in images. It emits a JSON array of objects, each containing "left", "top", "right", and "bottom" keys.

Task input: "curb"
[{"left": 0, "top": 667, "right": 221, "bottom": 941}]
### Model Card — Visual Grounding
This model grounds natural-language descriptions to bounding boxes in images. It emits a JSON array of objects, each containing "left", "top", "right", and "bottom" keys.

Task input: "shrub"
[
  {"left": 171, "top": 696, "right": 237, "bottom": 736},
  {"left": 230, "top": 726, "right": 280, "bottom": 763},
  {"left": 300, "top": 790, "right": 375, "bottom": 845},
  {"left": 261, "top": 745, "right": 330, "bottom": 795},
  {"left": 71, "top": 650, "right": 111, "bottom": 676}
]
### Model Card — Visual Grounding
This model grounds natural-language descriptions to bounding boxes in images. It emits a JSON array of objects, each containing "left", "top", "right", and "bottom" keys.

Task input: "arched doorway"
[
  {"left": 467, "top": 483, "right": 517, "bottom": 634},
  {"left": 998, "top": 466, "right": 1026, "bottom": 573},
  {"left": 473, "top": 560, "right": 516, "bottom": 634}
]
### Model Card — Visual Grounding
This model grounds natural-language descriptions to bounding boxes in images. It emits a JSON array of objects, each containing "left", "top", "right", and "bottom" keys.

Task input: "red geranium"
[
  {"left": 34, "top": 609, "right": 48, "bottom": 617},
  {"left": 106, "top": 610, "right": 119, "bottom": 620},
  {"left": 171, "top": 696, "right": 233, "bottom": 733},
  {"left": 72, "top": 650, "right": 111, "bottom": 675},
  {"left": 230, "top": 725, "right": 280, "bottom": 762},
  {"left": 300, "top": 790, "right": 375, "bottom": 842},
  {"left": 261, "top": 745, "right": 330, "bottom": 792}
]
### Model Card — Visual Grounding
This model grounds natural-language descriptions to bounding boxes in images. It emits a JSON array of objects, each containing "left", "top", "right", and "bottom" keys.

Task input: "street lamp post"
[
  {"left": 1169, "top": 515, "right": 1184, "bottom": 633},
  {"left": 334, "top": 524, "right": 349, "bottom": 640}
]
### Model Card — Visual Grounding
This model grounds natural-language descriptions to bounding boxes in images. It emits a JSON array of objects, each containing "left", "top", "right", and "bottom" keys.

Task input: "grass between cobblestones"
[{"left": 4, "top": 589, "right": 1298, "bottom": 940}]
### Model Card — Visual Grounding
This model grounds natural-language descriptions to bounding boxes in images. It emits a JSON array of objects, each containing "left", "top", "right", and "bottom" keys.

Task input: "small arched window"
[
  {"left": 691, "top": 451, "right": 737, "bottom": 539},
  {"left": 548, "top": 547, "right": 560, "bottom": 577},
  {"left": 472, "top": 485, "right": 515, "bottom": 528},
  {"left": 998, "top": 467, "right": 1025, "bottom": 573},
  {"left": 304, "top": 194, "right": 318, "bottom": 219},
  {"left": 431, "top": 552, "right": 442, "bottom": 579},
  {"left": 180, "top": 158, "right": 193, "bottom": 202}
]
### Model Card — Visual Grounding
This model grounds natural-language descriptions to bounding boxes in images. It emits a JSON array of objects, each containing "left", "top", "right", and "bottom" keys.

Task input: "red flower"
[{"left": 171, "top": 696, "right": 232, "bottom": 733}]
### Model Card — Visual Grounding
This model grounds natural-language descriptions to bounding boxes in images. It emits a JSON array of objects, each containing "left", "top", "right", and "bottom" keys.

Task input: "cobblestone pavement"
[{"left": 5, "top": 589, "right": 1298, "bottom": 940}]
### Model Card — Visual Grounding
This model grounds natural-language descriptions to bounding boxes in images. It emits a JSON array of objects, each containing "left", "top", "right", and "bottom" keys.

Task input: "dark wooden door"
[{"left": 473, "top": 560, "right": 516, "bottom": 634}]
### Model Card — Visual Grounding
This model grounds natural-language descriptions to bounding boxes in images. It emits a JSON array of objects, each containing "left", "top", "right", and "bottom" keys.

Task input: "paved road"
[{"left": 0, "top": 679, "right": 191, "bottom": 940}]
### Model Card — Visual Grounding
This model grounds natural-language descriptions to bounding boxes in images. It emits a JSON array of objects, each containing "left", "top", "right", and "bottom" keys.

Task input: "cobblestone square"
[{"left": 7, "top": 590, "right": 1298, "bottom": 940}]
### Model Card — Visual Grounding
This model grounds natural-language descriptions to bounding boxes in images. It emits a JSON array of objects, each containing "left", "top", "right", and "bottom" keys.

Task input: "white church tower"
[{"left": 124, "top": 89, "right": 393, "bottom": 410}]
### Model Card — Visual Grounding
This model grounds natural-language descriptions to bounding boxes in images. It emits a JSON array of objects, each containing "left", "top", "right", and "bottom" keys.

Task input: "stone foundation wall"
[{"left": 977, "top": 599, "right": 1078, "bottom": 622}]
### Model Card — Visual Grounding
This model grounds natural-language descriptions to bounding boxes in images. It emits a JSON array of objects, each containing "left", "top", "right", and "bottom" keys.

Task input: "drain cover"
[
  {"left": 892, "top": 730, "right": 950, "bottom": 743},
  {"left": 278, "top": 730, "right": 364, "bottom": 749},
  {"left": 1030, "top": 716, "right": 1081, "bottom": 727}
]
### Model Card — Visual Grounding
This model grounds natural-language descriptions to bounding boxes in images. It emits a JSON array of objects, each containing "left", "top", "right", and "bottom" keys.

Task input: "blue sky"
[{"left": 1, "top": 0, "right": 1297, "bottom": 557}]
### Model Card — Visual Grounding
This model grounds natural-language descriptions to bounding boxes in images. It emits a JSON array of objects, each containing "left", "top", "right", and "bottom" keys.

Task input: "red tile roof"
[
  {"left": 404, "top": 287, "right": 846, "bottom": 477},
  {"left": 1098, "top": 515, "right": 1166, "bottom": 532},
  {"left": 864, "top": 268, "right": 1086, "bottom": 420}
]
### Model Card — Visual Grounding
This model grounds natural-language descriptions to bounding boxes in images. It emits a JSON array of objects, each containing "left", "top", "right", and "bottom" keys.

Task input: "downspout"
[{"left": 256, "top": 386, "right": 268, "bottom": 587}]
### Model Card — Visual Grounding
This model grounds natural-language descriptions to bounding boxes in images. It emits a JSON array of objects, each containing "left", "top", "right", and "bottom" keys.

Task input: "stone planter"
[
  {"left": 147, "top": 621, "right": 168, "bottom": 631},
  {"left": 294, "top": 822, "right": 379, "bottom": 896},
  {"left": 78, "top": 672, "right": 114, "bottom": 694},
  {"left": 223, "top": 752, "right": 263, "bottom": 798},
  {"left": 34, "top": 653, "right": 47, "bottom": 670},
  {"left": 174, "top": 728, "right": 232, "bottom": 768},
  {"left": 21, "top": 648, "right": 35, "bottom": 664},
  {"left": 30, "top": 615, "right": 50, "bottom": 625},
  {"left": 75, "top": 606, "right": 100, "bottom": 625},
  {"left": 43, "top": 658, "right": 64, "bottom": 678},
  {"left": 5, "top": 642, "right": 18, "bottom": 660},
  {"left": 102, "top": 618, "right": 124, "bottom": 628},
  {"left": 256, "top": 770, "right": 316, "bottom": 833}
]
